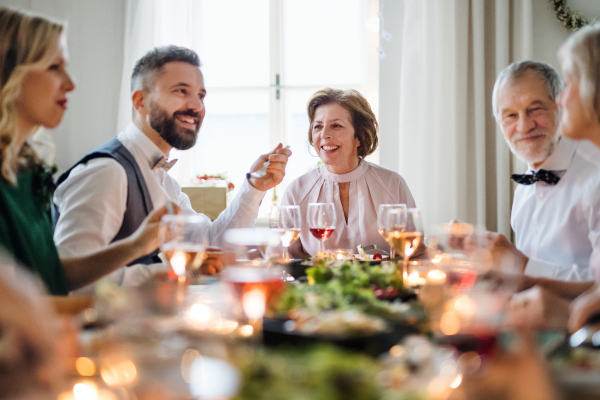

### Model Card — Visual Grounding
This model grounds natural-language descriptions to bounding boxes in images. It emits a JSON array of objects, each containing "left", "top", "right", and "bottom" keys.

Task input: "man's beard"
[
  {"left": 508, "top": 129, "right": 556, "bottom": 166},
  {"left": 148, "top": 102, "right": 201, "bottom": 150}
]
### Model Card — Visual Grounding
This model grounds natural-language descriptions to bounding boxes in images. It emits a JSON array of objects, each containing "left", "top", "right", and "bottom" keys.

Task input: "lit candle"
[
  {"left": 187, "top": 303, "right": 213, "bottom": 330},
  {"left": 407, "top": 271, "right": 427, "bottom": 287},
  {"left": 242, "top": 288, "right": 266, "bottom": 320},
  {"left": 57, "top": 381, "right": 117, "bottom": 400},
  {"left": 171, "top": 250, "right": 187, "bottom": 277},
  {"left": 427, "top": 269, "right": 446, "bottom": 285}
]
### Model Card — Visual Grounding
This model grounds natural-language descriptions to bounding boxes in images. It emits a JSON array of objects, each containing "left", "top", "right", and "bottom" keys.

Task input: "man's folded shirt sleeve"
[{"left": 524, "top": 258, "right": 592, "bottom": 281}]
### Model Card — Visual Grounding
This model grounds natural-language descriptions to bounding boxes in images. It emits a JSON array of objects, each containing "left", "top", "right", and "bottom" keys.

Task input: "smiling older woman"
[{"left": 281, "top": 88, "right": 416, "bottom": 257}]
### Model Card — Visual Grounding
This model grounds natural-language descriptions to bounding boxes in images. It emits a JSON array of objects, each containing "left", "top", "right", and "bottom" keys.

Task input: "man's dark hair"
[{"left": 130, "top": 45, "right": 200, "bottom": 93}]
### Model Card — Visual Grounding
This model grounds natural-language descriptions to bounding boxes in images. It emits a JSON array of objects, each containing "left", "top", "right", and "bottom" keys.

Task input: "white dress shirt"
[
  {"left": 54, "top": 123, "right": 265, "bottom": 292},
  {"left": 281, "top": 161, "right": 416, "bottom": 256},
  {"left": 511, "top": 136, "right": 600, "bottom": 281}
]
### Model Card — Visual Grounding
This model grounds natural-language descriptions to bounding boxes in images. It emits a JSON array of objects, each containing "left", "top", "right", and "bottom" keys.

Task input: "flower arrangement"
[{"left": 195, "top": 173, "right": 235, "bottom": 191}]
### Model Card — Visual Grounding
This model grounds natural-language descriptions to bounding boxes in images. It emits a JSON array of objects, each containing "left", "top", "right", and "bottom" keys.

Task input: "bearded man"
[
  {"left": 53, "top": 46, "right": 291, "bottom": 291},
  {"left": 487, "top": 61, "right": 600, "bottom": 281}
]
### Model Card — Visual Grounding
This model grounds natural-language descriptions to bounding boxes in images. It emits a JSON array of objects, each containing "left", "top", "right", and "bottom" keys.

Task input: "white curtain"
[
  {"left": 397, "top": 0, "right": 532, "bottom": 236},
  {"left": 117, "top": 0, "right": 197, "bottom": 182}
]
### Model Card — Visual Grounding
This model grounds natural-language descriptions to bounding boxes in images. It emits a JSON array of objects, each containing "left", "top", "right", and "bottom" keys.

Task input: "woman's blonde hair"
[
  {"left": 0, "top": 8, "right": 64, "bottom": 184},
  {"left": 559, "top": 24, "right": 600, "bottom": 124},
  {"left": 307, "top": 88, "right": 379, "bottom": 159}
]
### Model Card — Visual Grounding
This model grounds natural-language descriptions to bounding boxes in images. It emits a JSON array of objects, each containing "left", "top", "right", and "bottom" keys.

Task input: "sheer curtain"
[
  {"left": 396, "top": 0, "right": 532, "bottom": 236},
  {"left": 116, "top": 0, "right": 197, "bottom": 182}
]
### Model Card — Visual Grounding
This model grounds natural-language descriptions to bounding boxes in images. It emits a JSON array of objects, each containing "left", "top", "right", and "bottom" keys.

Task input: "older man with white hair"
[{"left": 489, "top": 60, "right": 600, "bottom": 281}]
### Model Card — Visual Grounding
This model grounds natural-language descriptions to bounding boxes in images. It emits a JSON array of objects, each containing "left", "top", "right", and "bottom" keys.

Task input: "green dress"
[{"left": 0, "top": 169, "right": 68, "bottom": 295}]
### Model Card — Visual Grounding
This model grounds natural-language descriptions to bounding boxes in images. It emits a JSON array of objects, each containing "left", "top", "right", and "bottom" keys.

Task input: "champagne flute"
[
  {"left": 377, "top": 204, "right": 407, "bottom": 259},
  {"left": 387, "top": 208, "right": 423, "bottom": 279},
  {"left": 271, "top": 205, "right": 301, "bottom": 262},
  {"left": 307, "top": 203, "right": 336, "bottom": 256},
  {"left": 158, "top": 214, "right": 207, "bottom": 283},
  {"left": 269, "top": 205, "right": 280, "bottom": 229}
]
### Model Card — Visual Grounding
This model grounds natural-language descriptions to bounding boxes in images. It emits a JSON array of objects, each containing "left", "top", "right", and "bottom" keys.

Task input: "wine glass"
[
  {"left": 158, "top": 214, "right": 207, "bottom": 283},
  {"left": 377, "top": 204, "right": 407, "bottom": 259},
  {"left": 270, "top": 205, "right": 301, "bottom": 262},
  {"left": 223, "top": 228, "right": 285, "bottom": 339},
  {"left": 387, "top": 208, "right": 423, "bottom": 279},
  {"left": 307, "top": 203, "right": 336, "bottom": 256}
]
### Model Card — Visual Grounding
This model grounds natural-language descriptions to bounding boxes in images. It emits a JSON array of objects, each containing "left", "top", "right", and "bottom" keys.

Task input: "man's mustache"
[
  {"left": 511, "top": 129, "right": 550, "bottom": 144},
  {"left": 174, "top": 109, "right": 201, "bottom": 120}
]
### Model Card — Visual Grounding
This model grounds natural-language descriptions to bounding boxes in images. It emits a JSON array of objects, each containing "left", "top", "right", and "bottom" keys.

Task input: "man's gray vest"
[{"left": 53, "top": 137, "right": 160, "bottom": 265}]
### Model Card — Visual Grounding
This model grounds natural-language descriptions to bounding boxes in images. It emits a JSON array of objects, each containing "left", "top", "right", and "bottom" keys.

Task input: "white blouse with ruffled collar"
[{"left": 281, "top": 161, "right": 416, "bottom": 257}]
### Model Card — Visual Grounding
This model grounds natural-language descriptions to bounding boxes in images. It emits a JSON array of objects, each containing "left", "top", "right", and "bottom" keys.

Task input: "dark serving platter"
[{"left": 263, "top": 317, "right": 419, "bottom": 356}]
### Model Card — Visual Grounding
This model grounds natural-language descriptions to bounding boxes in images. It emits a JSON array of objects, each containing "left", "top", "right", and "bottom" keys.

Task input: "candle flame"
[
  {"left": 240, "top": 324, "right": 254, "bottom": 337},
  {"left": 190, "top": 304, "right": 212, "bottom": 323},
  {"left": 427, "top": 269, "right": 446, "bottom": 284},
  {"left": 171, "top": 250, "right": 187, "bottom": 276},
  {"left": 242, "top": 289, "right": 266, "bottom": 319},
  {"left": 450, "top": 374, "right": 463, "bottom": 389},
  {"left": 73, "top": 382, "right": 98, "bottom": 400}
]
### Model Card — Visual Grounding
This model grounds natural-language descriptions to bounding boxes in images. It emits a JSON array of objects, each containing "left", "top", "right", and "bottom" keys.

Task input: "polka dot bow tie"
[{"left": 511, "top": 169, "right": 560, "bottom": 185}]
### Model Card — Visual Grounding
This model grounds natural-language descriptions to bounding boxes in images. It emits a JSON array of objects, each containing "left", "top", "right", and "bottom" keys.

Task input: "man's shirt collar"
[
  {"left": 122, "top": 123, "right": 170, "bottom": 169},
  {"left": 527, "top": 136, "right": 577, "bottom": 173}
]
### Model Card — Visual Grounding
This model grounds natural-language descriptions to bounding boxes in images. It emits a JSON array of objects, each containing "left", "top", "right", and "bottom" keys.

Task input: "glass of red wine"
[{"left": 307, "top": 203, "right": 336, "bottom": 256}]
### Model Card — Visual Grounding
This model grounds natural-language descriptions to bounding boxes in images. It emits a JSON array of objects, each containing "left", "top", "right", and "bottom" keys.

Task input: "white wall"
[
  {"left": 0, "top": 0, "right": 126, "bottom": 172},
  {"left": 379, "top": 0, "right": 600, "bottom": 172}
]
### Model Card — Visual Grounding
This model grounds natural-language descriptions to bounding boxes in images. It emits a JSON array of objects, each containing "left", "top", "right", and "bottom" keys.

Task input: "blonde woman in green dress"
[{"left": 0, "top": 8, "right": 172, "bottom": 295}]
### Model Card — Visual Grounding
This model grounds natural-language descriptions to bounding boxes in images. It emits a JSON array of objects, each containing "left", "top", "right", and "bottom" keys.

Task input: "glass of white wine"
[
  {"left": 158, "top": 214, "right": 208, "bottom": 283},
  {"left": 377, "top": 204, "right": 407, "bottom": 259},
  {"left": 271, "top": 205, "right": 301, "bottom": 262},
  {"left": 387, "top": 208, "right": 424, "bottom": 279}
]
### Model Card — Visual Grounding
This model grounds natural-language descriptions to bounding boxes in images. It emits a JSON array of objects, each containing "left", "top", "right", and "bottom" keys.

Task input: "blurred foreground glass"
[
  {"left": 158, "top": 215, "right": 207, "bottom": 283},
  {"left": 378, "top": 204, "right": 407, "bottom": 259},
  {"left": 270, "top": 205, "right": 301, "bottom": 262},
  {"left": 387, "top": 208, "right": 423, "bottom": 279},
  {"left": 222, "top": 228, "right": 286, "bottom": 339},
  {"left": 307, "top": 203, "right": 337, "bottom": 256}
]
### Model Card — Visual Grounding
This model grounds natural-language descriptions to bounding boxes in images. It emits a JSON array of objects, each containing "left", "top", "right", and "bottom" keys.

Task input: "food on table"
[
  {"left": 292, "top": 310, "right": 389, "bottom": 337},
  {"left": 234, "top": 345, "right": 383, "bottom": 400},
  {"left": 276, "top": 260, "right": 425, "bottom": 326}
]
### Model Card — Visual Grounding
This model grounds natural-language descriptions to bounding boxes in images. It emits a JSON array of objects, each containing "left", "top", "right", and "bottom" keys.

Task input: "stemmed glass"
[
  {"left": 387, "top": 208, "right": 424, "bottom": 279},
  {"left": 307, "top": 203, "right": 336, "bottom": 256},
  {"left": 222, "top": 228, "right": 285, "bottom": 340},
  {"left": 158, "top": 214, "right": 207, "bottom": 283},
  {"left": 378, "top": 204, "right": 407, "bottom": 259},
  {"left": 270, "top": 205, "right": 301, "bottom": 262}
]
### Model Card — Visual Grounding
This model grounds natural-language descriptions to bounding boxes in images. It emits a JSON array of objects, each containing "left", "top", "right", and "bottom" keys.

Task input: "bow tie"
[
  {"left": 152, "top": 156, "right": 178, "bottom": 171},
  {"left": 511, "top": 169, "right": 560, "bottom": 185}
]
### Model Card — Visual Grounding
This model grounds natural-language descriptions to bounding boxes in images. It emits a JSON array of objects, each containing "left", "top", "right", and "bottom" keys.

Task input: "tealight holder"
[
  {"left": 406, "top": 260, "right": 430, "bottom": 288},
  {"left": 328, "top": 249, "right": 354, "bottom": 261}
]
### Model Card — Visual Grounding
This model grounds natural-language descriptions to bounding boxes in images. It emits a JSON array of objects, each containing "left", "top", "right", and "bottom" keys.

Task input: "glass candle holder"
[{"left": 329, "top": 249, "right": 354, "bottom": 261}]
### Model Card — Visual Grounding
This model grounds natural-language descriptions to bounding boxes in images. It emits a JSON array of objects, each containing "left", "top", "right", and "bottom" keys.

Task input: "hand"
[
  {"left": 507, "top": 285, "right": 571, "bottom": 330},
  {"left": 130, "top": 203, "right": 180, "bottom": 256},
  {"left": 569, "top": 284, "right": 600, "bottom": 332},
  {"left": 467, "top": 231, "right": 529, "bottom": 274},
  {"left": 198, "top": 248, "right": 226, "bottom": 276},
  {"left": 248, "top": 143, "right": 292, "bottom": 191}
]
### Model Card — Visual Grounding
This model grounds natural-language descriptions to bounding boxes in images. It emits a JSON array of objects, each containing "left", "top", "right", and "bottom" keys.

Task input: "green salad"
[
  {"left": 277, "top": 261, "right": 425, "bottom": 325},
  {"left": 235, "top": 345, "right": 427, "bottom": 400}
]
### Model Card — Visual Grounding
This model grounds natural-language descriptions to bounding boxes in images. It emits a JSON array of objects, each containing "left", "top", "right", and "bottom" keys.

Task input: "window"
[{"left": 158, "top": 0, "right": 379, "bottom": 215}]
